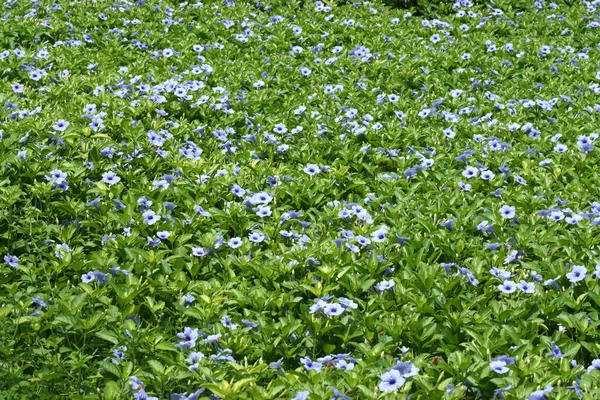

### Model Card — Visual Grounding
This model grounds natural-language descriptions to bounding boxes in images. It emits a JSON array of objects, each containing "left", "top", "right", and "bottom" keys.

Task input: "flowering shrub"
[{"left": 1, "top": 0, "right": 600, "bottom": 398}]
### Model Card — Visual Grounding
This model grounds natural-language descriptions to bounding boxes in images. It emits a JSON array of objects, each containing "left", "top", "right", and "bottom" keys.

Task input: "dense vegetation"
[{"left": 1, "top": 0, "right": 600, "bottom": 398}]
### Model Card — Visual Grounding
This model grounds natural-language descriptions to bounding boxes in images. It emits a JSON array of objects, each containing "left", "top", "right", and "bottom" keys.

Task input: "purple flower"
[
  {"left": 498, "top": 280, "right": 517, "bottom": 294},
  {"left": 142, "top": 210, "right": 161, "bottom": 225},
  {"left": 516, "top": 280, "right": 535, "bottom": 294},
  {"left": 228, "top": 237, "right": 242, "bottom": 248},
  {"left": 303, "top": 163, "right": 320, "bottom": 176},
  {"left": 129, "top": 376, "right": 144, "bottom": 390},
  {"left": 440, "top": 219, "right": 455, "bottom": 231},
  {"left": 81, "top": 272, "right": 95, "bottom": 283},
  {"left": 390, "top": 361, "right": 419, "bottom": 377},
  {"left": 338, "top": 297, "right": 358, "bottom": 310},
  {"left": 102, "top": 171, "right": 121, "bottom": 185},
  {"left": 329, "top": 387, "right": 351, "bottom": 400},
  {"left": 490, "top": 360, "right": 509, "bottom": 374},
  {"left": 32, "top": 297, "right": 47, "bottom": 309},
  {"left": 109, "top": 266, "right": 128, "bottom": 276},
  {"left": 334, "top": 360, "right": 354, "bottom": 371},
  {"left": 300, "top": 356, "right": 322, "bottom": 372},
  {"left": 134, "top": 389, "right": 158, "bottom": 400},
  {"left": 292, "top": 391, "right": 310, "bottom": 400},
  {"left": 92, "top": 270, "right": 108, "bottom": 285},
  {"left": 112, "top": 346, "right": 127, "bottom": 362},
  {"left": 493, "top": 355, "right": 515, "bottom": 365},
  {"left": 371, "top": 229, "right": 387, "bottom": 242},
  {"left": 146, "top": 237, "right": 161, "bottom": 247},
  {"left": 494, "top": 385, "right": 514, "bottom": 399},
  {"left": 587, "top": 359, "right": 600, "bottom": 374},
  {"left": 183, "top": 294, "right": 195, "bottom": 307},
  {"left": 53, "top": 119, "right": 69, "bottom": 131},
  {"left": 462, "top": 166, "right": 479, "bottom": 178},
  {"left": 566, "top": 377, "right": 583, "bottom": 399},
  {"left": 481, "top": 170, "right": 495, "bottom": 180},
  {"left": 269, "top": 358, "right": 284, "bottom": 371},
  {"left": 54, "top": 243, "right": 71, "bottom": 258},
  {"left": 205, "top": 333, "right": 221, "bottom": 346},
  {"left": 176, "top": 327, "right": 199, "bottom": 349},
  {"left": 499, "top": 205, "right": 516, "bottom": 219},
  {"left": 86, "top": 197, "right": 103, "bottom": 210},
  {"left": 249, "top": 231, "right": 265, "bottom": 243},
  {"left": 566, "top": 265, "right": 586, "bottom": 283},
  {"left": 255, "top": 205, "right": 272, "bottom": 217},
  {"left": 490, "top": 268, "right": 513, "bottom": 280},
  {"left": 485, "top": 243, "right": 502, "bottom": 251},
  {"left": 548, "top": 341, "right": 564, "bottom": 358},
  {"left": 191, "top": 247, "right": 206, "bottom": 257},
  {"left": 527, "top": 385, "right": 553, "bottom": 400},
  {"left": 395, "top": 234, "right": 410, "bottom": 246},
  {"left": 375, "top": 279, "right": 395, "bottom": 293},
  {"left": 157, "top": 231, "right": 170, "bottom": 240},
  {"left": 323, "top": 303, "right": 344, "bottom": 316},
  {"left": 242, "top": 319, "right": 259, "bottom": 328},
  {"left": 4, "top": 254, "right": 19, "bottom": 268},
  {"left": 378, "top": 370, "right": 404, "bottom": 392}
]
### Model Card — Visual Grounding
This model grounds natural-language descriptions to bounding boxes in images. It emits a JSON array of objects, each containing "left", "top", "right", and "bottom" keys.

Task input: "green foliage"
[{"left": 1, "top": 0, "right": 600, "bottom": 399}]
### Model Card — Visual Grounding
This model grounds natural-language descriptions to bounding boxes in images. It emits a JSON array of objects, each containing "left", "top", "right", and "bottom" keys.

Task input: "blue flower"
[
  {"left": 242, "top": 319, "right": 259, "bottom": 328},
  {"left": 269, "top": 358, "right": 284, "bottom": 371},
  {"left": 142, "top": 210, "right": 161, "bottom": 225},
  {"left": 292, "top": 391, "right": 310, "bottom": 400},
  {"left": 378, "top": 370, "right": 404, "bottom": 392},
  {"left": 176, "top": 327, "right": 199, "bottom": 350},
  {"left": 102, "top": 171, "right": 121, "bottom": 185},
  {"left": 338, "top": 297, "right": 358, "bottom": 310},
  {"left": 493, "top": 355, "right": 515, "bottom": 365},
  {"left": 548, "top": 341, "right": 564, "bottom": 358},
  {"left": 53, "top": 119, "right": 70, "bottom": 131},
  {"left": 4, "top": 254, "right": 19, "bottom": 268},
  {"left": 395, "top": 234, "right": 410, "bottom": 246},
  {"left": 249, "top": 231, "right": 266, "bottom": 243},
  {"left": 587, "top": 359, "right": 600, "bottom": 374},
  {"left": 328, "top": 387, "right": 350, "bottom": 400},
  {"left": 192, "top": 247, "right": 206, "bottom": 257},
  {"left": 300, "top": 357, "right": 322, "bottom": 372},
  {"left": 32, "top": 297, "right": 47, "bottom": 309},
  {"left": 375, "top": 279, "right": 395, "bottom": 293},
  {"left": 81, "top": 272, "right": 95, "bottom": 283},
  {"left": 527, "top": 385, "right": 553, "bottom": 400},
  {"left": 498, "top": 280, "right": 517, "bottom": 294},
  {"left": 303, "top": 163, "right": 320, "bottom": 176},
  {"left": 462, "top": 166, "right": 479, "bottom": 178},
  {"left": 323, "top": 303, "right": 344, "bottom": 316},
  {"left": 84, "top": 197, "right": 103, "bottom": 210},
  {"left": 493, "top": 385, "right": 514, "bottom": 399},
  {"left": 390, "top": 361, "right": 419, "bottom": 377},
  {"left": 516, "top": 280, "right": 535, "bottom": 294},
  {"left": 205, "top": 333, "right": 222, "bottom": 346},
  {"left": 228, "top": 237, "right": 243, "bottom": 248},
  {"left": 566, "top": 377, "right": 583, "bottom": 399},
  {"left": 92, "top": 270, "right": 108, "bottom": 285},
  {"left": 371, "top": 228, "right": 387, "bottom": 242},
  {"left": 499, "top": 205, "right": 516, "bottom": 219},
  {"left": 440, "top": 219, "right": 455, "bottom": 231},
  {"left": 566, "top": 265, "right": 587, "bottom": 283},
  {"left": 133, "top": 389, "right": 158, "bottom": 400},
  {"left": 490, "top": 360, "right": 509, "bottom": 374},
  {"left": 183, "top": 294, "right": 195, "bottom": 308}
]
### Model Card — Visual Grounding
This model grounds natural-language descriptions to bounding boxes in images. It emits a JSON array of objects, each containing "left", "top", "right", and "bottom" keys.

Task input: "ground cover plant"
[{"left": 2, "top": 0, "right": 600, "bottom": 398}]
